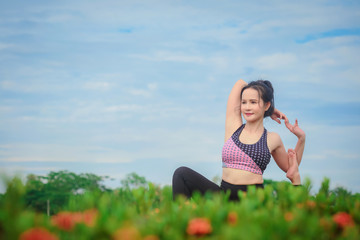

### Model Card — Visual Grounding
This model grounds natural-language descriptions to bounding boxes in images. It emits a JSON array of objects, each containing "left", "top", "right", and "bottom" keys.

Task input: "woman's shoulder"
[
  {"left": 266, "top": 131, "right": 282, "bottom": 151},
  {"left": 267, "top": 131, "right": 281, "bottom": 141},
  {"left": 267, "top": 130, "right": 279, "bottom": 136}
]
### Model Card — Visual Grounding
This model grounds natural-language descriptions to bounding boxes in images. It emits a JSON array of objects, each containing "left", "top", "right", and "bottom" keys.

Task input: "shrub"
[{"left": 0, "top": 176, "right": 359, "bottom": 239}]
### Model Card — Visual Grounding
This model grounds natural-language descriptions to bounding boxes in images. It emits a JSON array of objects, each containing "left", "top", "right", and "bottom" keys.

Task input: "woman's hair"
[{"left": 240, "top": 80, "right": 275, "bottom": 118}]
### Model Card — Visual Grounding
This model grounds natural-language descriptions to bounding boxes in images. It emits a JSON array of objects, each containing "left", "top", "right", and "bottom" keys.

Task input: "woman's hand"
[
  {"left": 285, "top": 119, "right": 306, "bottom": 140},
  {"left": 271, "top": 109, "right": 288, "bottom": 124}
]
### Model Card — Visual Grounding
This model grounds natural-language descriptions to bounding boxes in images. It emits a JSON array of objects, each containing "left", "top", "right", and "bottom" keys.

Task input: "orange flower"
[
  {"left": 150, "top": 208, "right": 160, "bottom": 215},
  {"left": 332, "top": 212, "right": 355, "bottom": 228},
  {"left": 184, "top": 201, "right": 197, "bottom": 209},
  {"left": 20, "top": 227, "right": 59, "bottom": 240},
  {"left": 306, "top": 200, "right": 316, "bottom": 209},
  {"left": 187, "top": 217, "right": 212, "bottom": 236},
  {"left": 284, "top": 212, "right": 294, "bottom": 222},
  {"left": 51, "top": 209, "right": 98, "bottom": 231},
  {"left": 227, "top": 211, "right": 238, "bottom": 226},
  {"left": 113, "top": 225, "right": 141, "bottom": 240},
  {"left": 296, "top": 203, "right": 304, "bottom": 209}
]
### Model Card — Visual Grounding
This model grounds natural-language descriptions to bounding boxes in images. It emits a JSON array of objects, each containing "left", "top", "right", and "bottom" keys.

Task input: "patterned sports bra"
[{"left": 222, "top": 124, "right": 271, "bottom": 175}]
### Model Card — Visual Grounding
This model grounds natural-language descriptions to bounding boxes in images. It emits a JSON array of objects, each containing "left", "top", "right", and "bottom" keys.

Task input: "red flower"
[
  {"left": 187, "top": 217, "right": 212, "bottom": 236},
  {"left": 51, "top": 209, "right": 98, "bottom": 231},
  {"left": 82, "top": 209, "right": 98, "bottom": 227},
  {"left": 332, "top": 212, "right": 355, "bottom": 228},
  {"left": 227, "top": 211, "right": 238, "bottom": 226},
  {"left": 20, "top": 227, "right": 58, "bottom": 240},
  {"left": 51, "top": 211, "right": 76, "bottom": 231}
]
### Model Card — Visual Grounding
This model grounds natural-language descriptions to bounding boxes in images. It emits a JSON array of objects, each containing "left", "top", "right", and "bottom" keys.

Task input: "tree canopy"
[
  {"left": 120, "top": 172, "right": 148, "bottom": 189},
  {"left": 24, "top": 170, "right": 110, "bottom": 214}
]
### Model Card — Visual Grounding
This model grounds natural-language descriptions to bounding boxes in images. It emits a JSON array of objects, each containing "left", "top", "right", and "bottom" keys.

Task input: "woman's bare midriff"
[{"left": 222, "top": 168, "right": 263, "bottom": 185}]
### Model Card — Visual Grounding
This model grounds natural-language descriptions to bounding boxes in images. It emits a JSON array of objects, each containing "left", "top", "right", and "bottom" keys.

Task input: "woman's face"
[{"left": 241, "top": 88, "right": 270, "bottom": 122}]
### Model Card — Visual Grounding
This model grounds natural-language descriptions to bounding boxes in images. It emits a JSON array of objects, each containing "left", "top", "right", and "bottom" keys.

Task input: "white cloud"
[
  {"left": 0, "top": 42, "right": 14, "bottom": 50},
  {"left": 83, "top": 81, "right": 111, "bottom": 91},
  {"left": 0, "top": 143, "right": 134, "bottom": 163},
  {"left": 256, "top": 53, "right": 297, "bottom": 70},
  {"left": 131, "top": 51, "right": 205, "bottom": 64},
  {"left": 129, "top": 88, "right": 152, "bottom": 97},
  {"left": 0, "top": 166, "right": 58, "bottom": 174},
  {"left": 105, "top": 104, "right": 143, "bottom": 113},
  {"left": 147, "top": 82, "right": 158, "bottom": 91},
  {"left": 127, "top": 82, "right": 158, "bottom": 97},
  {"left": 0, "top": 105, "right": 12, "bottom": 113}
]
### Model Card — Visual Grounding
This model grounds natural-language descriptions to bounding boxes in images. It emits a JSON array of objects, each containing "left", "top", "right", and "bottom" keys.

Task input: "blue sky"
[{"left": 1, "top": 0, "right": 360, "bottom": 193}]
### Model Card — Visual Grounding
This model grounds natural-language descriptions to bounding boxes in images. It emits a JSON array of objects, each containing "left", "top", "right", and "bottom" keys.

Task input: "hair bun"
[{"left": 262, "top": 80, "right": 274, "bottom": 93}]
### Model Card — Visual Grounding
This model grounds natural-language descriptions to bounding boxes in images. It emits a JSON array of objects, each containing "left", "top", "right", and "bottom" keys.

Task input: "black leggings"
[{"left": 172, "top": 166, "right": 264, "bottom": 201}]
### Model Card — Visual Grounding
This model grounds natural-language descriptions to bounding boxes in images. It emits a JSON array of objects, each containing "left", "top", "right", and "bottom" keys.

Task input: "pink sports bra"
[{"left": 222, "top": 124, "right": 271, "bottom": 175}]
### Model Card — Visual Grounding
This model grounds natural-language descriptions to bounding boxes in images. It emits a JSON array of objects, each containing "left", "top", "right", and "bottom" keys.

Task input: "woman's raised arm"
[{"left": 225, "top": 79, "right": 247, "bottom": 142}]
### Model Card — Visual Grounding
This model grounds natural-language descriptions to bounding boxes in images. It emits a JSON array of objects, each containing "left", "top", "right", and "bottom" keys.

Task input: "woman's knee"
[{"left": 173, "top": 166, "right": 191, "bottom": 179}]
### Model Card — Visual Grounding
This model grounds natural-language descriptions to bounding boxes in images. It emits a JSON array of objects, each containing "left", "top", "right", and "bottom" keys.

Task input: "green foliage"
[
  {"left": 24, "top": 170, "right": 110, "bottom": 214},
  {"left": 120, "top": 172, "right": 148, "bottom": 189},
  {"left": 0, "top": 175, "right": 359, "bottom": 240}
]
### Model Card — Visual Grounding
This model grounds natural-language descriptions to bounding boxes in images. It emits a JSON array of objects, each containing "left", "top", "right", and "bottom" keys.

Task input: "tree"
[
  {"left": 120, "top": 172, "right": 148, "bottom": 189},
  {"left": 24, "top": 170, "right": 110, "bottom": 214},
  {"left": 331, "top": 186, "right": 352, "bottom": 198}
]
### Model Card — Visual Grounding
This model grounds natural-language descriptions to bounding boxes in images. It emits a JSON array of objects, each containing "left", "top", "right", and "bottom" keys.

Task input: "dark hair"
[{"left": 240, "top": 80, "right": 275, "bottom": 118}]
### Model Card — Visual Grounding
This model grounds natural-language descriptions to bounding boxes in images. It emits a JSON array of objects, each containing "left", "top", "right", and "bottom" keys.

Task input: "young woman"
[{"left": 172, "top": 79, "right": 305, "bottom": 201}]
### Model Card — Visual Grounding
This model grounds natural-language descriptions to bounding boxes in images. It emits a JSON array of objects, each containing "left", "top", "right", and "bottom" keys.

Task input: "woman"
[{"left": 172, "top": 79, "right": 305, "bottom": 201}]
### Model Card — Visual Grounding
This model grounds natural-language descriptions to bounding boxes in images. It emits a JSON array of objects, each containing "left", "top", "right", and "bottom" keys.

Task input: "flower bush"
[
  {"left": 51, "top": 209, "right": 98, "bottom": 231},
  {"left": 0, "top": 178, "right": 359, "bottom": 239}
]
